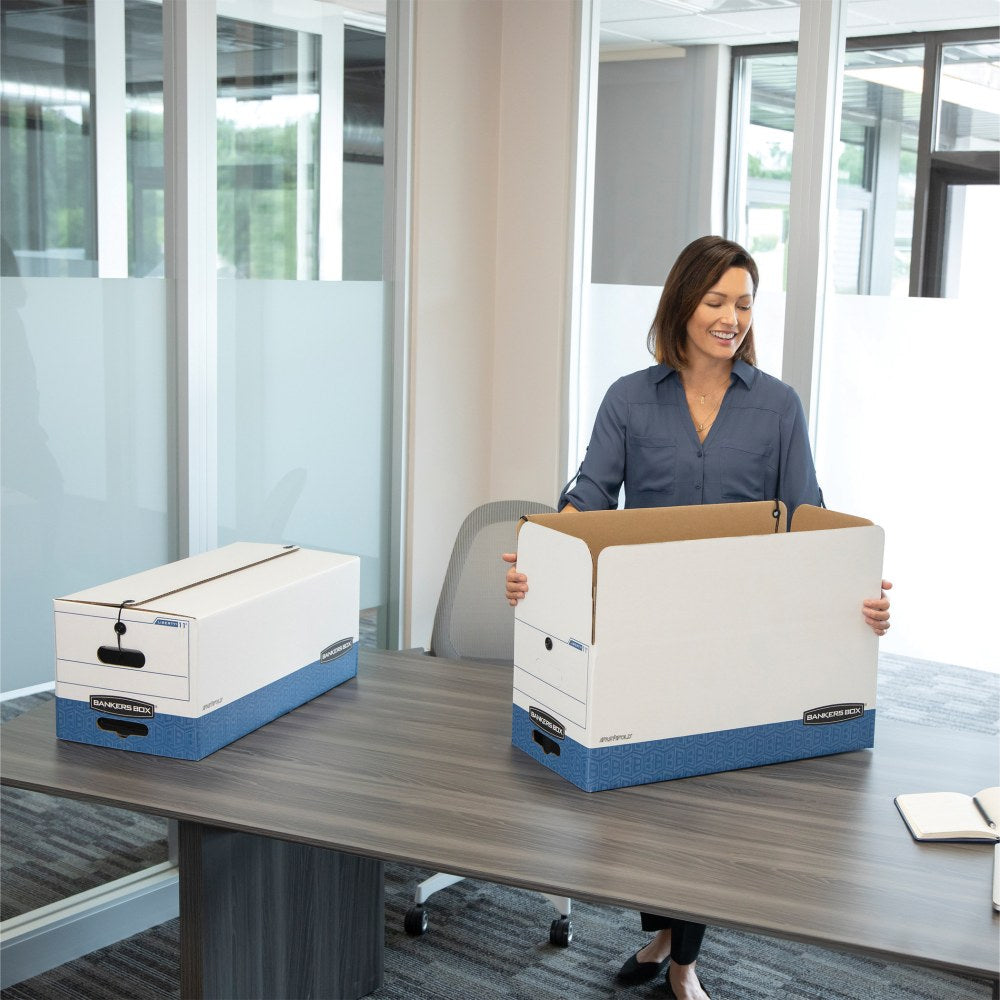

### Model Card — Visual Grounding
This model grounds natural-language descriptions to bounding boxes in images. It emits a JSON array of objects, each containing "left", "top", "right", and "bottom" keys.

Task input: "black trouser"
[{"left": 639, "top": 913, "right": 706, "bottom": 966}]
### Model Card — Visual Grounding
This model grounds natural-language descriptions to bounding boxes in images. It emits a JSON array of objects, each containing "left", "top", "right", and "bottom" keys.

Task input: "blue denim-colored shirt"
[{"left": 560, "top": 360, "right": 822, "bottom": 517}]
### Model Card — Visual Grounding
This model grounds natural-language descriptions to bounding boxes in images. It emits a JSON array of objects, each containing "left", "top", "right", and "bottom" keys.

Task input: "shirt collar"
[{"left": 652, "top": 358, "right": 757, "bottom": 388}]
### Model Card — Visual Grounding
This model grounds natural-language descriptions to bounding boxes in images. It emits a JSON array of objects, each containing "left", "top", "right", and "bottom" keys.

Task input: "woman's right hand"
[{"left": 502, "top": 552, "right": 528, "bottom": 606}]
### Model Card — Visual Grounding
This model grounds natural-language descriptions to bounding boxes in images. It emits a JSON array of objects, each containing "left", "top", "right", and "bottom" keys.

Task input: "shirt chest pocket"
[
  {"left": 626, "top": 433, "right": 677, "bottom": 496},
  {"left": 718, "top": 440, "right": 776, "bottom": 502}
]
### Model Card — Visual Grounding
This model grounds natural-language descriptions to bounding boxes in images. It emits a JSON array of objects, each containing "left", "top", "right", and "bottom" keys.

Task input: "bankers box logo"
[
  {"left": 802, "top": 703, "right": 865, "bottom": 725},
  {"left": 89, "top": 696, "right": 155, "bottom": 719},
  {"left": 529, "top": 706, "right": 566, "bottom": 740},
  {"left": 320, "top": 637, "right": 353, "bottom": 663}
]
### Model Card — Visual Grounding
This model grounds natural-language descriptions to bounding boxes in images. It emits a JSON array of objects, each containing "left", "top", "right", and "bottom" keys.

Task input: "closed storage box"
[
  {"left": 512, "top": 502, "right": 884, "bottom": 791},
  {"left": 55, "top": 543, "right": 360, "bottom": 760}
]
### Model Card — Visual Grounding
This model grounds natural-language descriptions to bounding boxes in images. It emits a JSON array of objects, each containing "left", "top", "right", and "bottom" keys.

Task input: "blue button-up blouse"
[{"left": 560, "top": 360, "right": 822, "bottom": 517}]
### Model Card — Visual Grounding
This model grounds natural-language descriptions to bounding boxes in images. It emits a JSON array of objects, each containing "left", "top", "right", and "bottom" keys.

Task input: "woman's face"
[{"left": 684, "top": 267, "right": 754, "bottom": 366}]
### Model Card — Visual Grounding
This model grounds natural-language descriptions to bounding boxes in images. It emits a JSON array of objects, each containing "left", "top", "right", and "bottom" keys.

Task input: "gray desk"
[{"left": 2, "top": 649, "right": 998, "bottom": 998}]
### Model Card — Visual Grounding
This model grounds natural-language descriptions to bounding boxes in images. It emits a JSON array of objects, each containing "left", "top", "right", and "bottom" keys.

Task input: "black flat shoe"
[
  {"left": 660, "top": 974, "right": 711, "bottom": 999},
  {"left": 616, "top": 950, "right": 669, "bottom": 985}
]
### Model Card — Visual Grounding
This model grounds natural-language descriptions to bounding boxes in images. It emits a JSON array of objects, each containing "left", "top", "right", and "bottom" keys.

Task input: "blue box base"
[
  {"left": 512, "top": 703, "right": 875, "bottom": 792},
  {"left": 56, "top": 643, "right": 359, "bottom": 760}
]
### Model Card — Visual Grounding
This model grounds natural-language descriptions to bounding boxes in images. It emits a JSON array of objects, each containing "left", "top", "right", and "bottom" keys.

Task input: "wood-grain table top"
[{"left": 2, "top": 649, "right": 997, "bottom": 978}]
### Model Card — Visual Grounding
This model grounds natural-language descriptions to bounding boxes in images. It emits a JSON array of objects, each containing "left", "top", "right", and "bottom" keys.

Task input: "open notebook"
[{"left": 895, "top": 786, "right": 1000, "bottom": 843}]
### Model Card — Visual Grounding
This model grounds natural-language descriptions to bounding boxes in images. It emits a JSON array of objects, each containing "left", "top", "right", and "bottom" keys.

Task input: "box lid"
[{"left": 56, "top": 543, "right": 319, "bottom": 618}]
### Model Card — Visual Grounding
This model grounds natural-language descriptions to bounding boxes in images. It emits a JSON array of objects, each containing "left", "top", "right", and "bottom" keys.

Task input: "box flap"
[
  {"left": 519, "top": 501, "right": 786, "bottom": 581},
  {"left": 791, "top": 504, "right": 874, "bottom": 531},
  {"left": 58, "top": 543, "right": 300, "bottom": 615}
]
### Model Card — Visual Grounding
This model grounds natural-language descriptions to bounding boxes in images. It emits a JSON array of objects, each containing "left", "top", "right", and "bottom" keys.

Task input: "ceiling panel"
[{"left": 600, "top": 0, "right": 998, "bottom": 49}]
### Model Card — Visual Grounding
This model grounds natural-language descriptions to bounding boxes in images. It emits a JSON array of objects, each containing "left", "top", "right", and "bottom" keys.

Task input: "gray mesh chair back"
[
  {"left": 429, "top": 499, "right": 554, "bottom": 663},
  {"left": 407, "top": 499, "right": 573, "bottom": 948}
]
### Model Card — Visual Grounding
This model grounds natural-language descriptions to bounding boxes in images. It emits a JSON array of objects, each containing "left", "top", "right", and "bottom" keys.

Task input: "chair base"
[{"left": 405, "top": 873, "right": 572, "bottom": 946}]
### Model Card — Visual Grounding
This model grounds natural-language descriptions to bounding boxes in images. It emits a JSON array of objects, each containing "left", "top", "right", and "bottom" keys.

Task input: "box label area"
[
  {"left": 803, "top": 703, "right": 865, "bottom": 725},
  {"left": 89, "top": 695, "right": 155, "bottom": 719}
]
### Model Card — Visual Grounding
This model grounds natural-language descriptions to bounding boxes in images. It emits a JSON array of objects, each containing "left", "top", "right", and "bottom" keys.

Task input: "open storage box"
[
  {"left": 511, "top": 501, "right": 884, "bottom": 791},
  {"left": 55, "top": 542, "right": 360, "bottom": 760}
]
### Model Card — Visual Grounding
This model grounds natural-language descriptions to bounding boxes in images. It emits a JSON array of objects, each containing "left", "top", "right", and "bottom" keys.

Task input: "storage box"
[
  {"left": 512, "top": 502, "right": 884, "bottom": 791},
  {"left": 55, "top": 543, "right": 360, "bottom": 760}
]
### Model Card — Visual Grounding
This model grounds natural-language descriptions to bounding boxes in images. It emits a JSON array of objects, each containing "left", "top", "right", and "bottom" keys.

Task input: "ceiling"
[{"left": 600, "top": 0, "right": 1000, "bottom": 51}]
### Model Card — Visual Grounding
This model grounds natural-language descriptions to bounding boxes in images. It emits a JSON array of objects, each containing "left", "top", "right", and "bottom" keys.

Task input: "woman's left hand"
[{"left": 863, "top": 580, "right": 892, "bottom": 636}]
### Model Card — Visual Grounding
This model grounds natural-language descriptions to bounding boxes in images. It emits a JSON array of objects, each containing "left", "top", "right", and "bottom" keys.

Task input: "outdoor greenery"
[{"left": 0, "top": 104, "right": 96, "bottom": 276}]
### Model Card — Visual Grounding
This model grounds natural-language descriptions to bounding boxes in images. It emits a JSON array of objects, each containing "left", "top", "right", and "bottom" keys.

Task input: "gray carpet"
[{"left": 2, "top": 652, "right": 997, "bottom": 1000}]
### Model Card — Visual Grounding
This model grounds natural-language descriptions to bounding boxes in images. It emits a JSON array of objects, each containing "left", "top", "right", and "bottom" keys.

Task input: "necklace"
[
  {"left": 693, "top": 397, "right": 723, "bottom": 432},
  {"left": 682, "top": 374, "right": 730, "bottom": 433}
]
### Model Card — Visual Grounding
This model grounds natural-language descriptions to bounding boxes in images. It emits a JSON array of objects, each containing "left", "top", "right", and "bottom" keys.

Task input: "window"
[
  {"left": 126, "top": 0, "right": 165, "bottom": 277},
  {"left": 730, "top": 52, "right": 796, "bottom": 295},
  {"left": 1, "top": 0, "right": 98, "bottom": 276},
  {"left": 837, "top": 45, "right": 923, "bottom": 296},
  {"left": 730, "top": 29, "right": 999, "bottom": 300},
  {"left": 936, "top": 40, "right": 1000, "bottom": 152},
  {"left": 216, "top": 17, "right": 321, "bottom": 280}
]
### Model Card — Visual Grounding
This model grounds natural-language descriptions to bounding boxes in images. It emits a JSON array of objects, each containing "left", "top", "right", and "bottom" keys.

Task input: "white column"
[
  {"left": 781, "top": 0, "right": 847, "bottom": 437},
  {"left": 94, "top": 0, "right": 128, "bottom": 278},
  {"left": 164, "top": 0, "right": 219, "bottom": 556},
  {"left": 564, "top": 0, "right": 600, "bottom": 484},
  {"left": 384, "top": 0, "right": 413, "bottom": 649}
]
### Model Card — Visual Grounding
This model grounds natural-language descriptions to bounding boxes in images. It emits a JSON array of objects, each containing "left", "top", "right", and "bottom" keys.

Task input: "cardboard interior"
[
  {"left": 790, "top": 504, "right": 874, "bottom": 532},
  {"left": 517, "top": 502, "right": 875, "bottom": 642},
  {"left": 519, "top": 500, "right": 787, "bottom": 583}
]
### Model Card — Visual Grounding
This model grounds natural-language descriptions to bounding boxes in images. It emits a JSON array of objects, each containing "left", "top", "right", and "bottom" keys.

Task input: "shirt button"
[
  {"left": 695, "top": 484, "right": 701, "bottom": 491},
  {"left": 697, "top": 450, "right": 703, "bottom": 458}
]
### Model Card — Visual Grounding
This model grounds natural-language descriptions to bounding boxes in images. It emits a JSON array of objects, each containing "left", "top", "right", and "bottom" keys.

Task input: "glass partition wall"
[
  {"left": 214, "top": 3, "right": 391, "bottom": 642},
  {"left": 728, "top": 25, "right": 998, "bottom": 673},
  {"left": 0, "top": 0, "right": 396, "bottom": 693},
  {"left": 1, "top": 0, "right": 171, "bottom": 693}
]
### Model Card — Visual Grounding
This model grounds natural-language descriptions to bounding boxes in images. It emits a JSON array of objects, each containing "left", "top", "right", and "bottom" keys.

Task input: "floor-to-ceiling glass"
[
  {"left": 816, "top": 22, "right": 1000, "bottom": 673},
  {"left": 1, "top": 0, "right": 172, "bottom": 693},
  {"left": 214, "top": 1, "right": 391, "bottom": 644}
]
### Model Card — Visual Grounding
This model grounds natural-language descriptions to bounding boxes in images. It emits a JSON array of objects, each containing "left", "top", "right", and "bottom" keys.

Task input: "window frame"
[{"left": 728, "top": 26, "right": 999, "bottom": 298}]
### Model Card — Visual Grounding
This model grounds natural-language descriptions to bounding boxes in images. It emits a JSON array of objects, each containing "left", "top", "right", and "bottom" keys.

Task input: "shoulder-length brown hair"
[{"left": 647, "top": 235, "right": 759, "bottom": 368}]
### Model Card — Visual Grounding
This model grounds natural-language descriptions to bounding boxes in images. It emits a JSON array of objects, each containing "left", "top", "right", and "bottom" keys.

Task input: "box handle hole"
[
  {"left": 97, "top": 718, "right": 149, "bottom": 739},
  {"left": 97, "top": 646, "right": 146, "bottom": 668},
  {"left": 532, "top": 729, "right": 561, "bottom": 756}
]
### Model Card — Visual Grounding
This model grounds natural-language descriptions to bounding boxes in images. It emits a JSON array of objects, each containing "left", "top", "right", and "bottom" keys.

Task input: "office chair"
[{"left": 403, "top": 499, "right": 574, "bottom": 947}]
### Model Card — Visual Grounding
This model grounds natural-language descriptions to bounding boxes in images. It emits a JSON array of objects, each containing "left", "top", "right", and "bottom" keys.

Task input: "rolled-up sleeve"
[
  {"left": 777, "top": 391, "right": 823, "bottom": 517},
  {"left": 560, "top": 379, "right": 628, "bottom": 511}
]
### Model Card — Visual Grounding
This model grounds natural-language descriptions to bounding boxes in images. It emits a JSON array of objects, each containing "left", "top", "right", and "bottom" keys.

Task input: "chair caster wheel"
[
  {"left": 549, "top": 916, "right": 572, "bottom": 947},
  {"left": 404, "top": 905, "right": 428, "bottom": 936}
]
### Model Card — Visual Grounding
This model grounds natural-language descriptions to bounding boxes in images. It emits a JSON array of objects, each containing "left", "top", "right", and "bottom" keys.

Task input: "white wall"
[
  {"left": 405, "top": 0, "right": 578, "bottom": 648},
  {"left": 490, "top": 0, "right": 577, "bottom": 502}
]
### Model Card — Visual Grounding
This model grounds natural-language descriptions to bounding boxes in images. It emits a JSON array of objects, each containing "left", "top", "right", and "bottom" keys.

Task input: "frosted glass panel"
[
  {"left": 217, "top": 280, "right": 386, "bottom": 610},
  {"left": 816, "top": 294, "right": 991, "bottom": 672},
  {"left": 1, "top": 277, "right": 173, "bottom": 691}
]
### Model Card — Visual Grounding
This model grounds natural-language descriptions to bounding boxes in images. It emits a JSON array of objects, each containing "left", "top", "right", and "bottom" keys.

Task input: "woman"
[{"left": 503, "top": 235, "right": 891, "bottom": 1000}]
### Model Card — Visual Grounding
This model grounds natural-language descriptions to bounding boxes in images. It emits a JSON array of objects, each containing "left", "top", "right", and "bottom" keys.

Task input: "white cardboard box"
[
  {"left": 512, "top": 502, "right": 884, "bottom": 791},
  {"left": 55, "top": 542, "right": 360, "bottom": 760}
]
